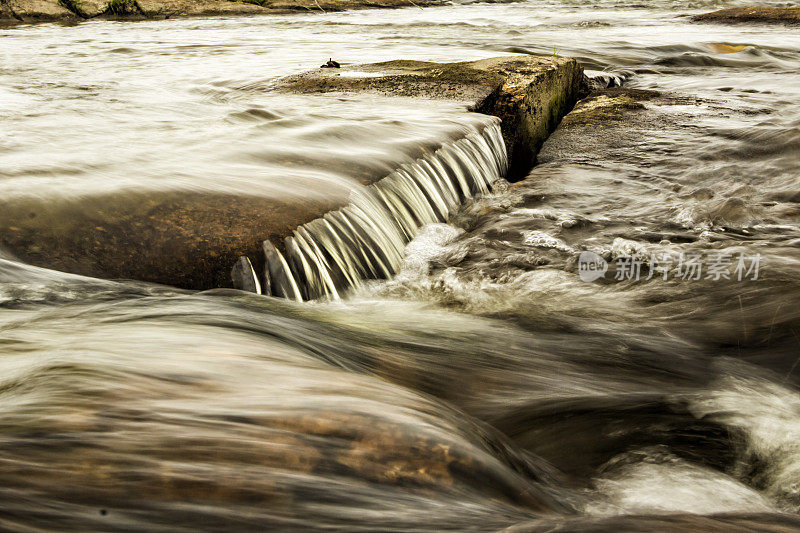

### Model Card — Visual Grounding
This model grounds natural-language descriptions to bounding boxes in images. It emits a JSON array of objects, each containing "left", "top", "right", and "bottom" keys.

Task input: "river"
[{"left": 2, "top": 0, "right": 800, "bottom": 530}]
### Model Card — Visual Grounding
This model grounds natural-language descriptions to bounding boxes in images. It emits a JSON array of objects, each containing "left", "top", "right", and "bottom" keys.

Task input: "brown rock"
[
  {"left": 2, "top": 0, "right": 76, "bottom": 21},
  {"left": 693, "top": 6, "right": 800, "bottom": 25}
]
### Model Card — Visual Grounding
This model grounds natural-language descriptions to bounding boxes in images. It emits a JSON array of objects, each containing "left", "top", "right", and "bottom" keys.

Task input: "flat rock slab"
[
  {"left": 277, "top": 55, "right": 583, "bottom": 179},
  {"left": 693, "top": 6, "right": 800, "bottom": 25},
  {"left": 0, "top": 190, "right": 346, "bottom": 290}
]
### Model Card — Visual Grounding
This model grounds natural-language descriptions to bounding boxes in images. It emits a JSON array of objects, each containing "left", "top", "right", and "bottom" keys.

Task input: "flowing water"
[{"left": 2, "top": 0, "right": 800, "bottom": 530}]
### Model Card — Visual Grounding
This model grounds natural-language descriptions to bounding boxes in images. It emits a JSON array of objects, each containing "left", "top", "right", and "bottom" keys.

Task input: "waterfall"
[{"left": 233, "top": 119, "right": 508, "bottom": 300}]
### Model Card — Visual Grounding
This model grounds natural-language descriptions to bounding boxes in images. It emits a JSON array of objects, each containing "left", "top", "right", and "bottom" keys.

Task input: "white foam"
[
  {"left": 587, "top": 451, "right": 775, "bottom": 516},
  {"left": 522, "top": 230, "right": 574, "bottom": 253},
  {"left": 690, "top": 373, "right": 800, "bottom": 509}
]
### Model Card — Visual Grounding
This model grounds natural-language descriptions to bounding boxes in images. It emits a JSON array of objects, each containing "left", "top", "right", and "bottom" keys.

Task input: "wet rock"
[
  {"left": 554, "top": 88, "right": 655, "bottom": 127},
  {"left": 1, "top": 0, "right": 75, "bottom": 21},
  {"left": 132, "top": 0, "right": 270, "bottom": 18},
  {"left": 277, "top": 55, "right": 583, "bottom": 180},
  {"left": 693, "top": 6, "right": 800, "bottom": 25},
  {"left": 67, "top": 0, "right": 108, "bottom": 17},
  {"left": 0, "top": 190, "right": 346, "bottom": 290}
]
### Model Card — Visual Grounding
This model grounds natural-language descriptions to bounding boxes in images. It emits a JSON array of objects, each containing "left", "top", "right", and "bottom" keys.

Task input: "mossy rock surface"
[{"left": 558, "top": 89, "right": 658, "bottom": 127}]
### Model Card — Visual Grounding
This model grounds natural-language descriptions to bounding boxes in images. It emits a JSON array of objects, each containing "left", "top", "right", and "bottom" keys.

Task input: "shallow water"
[{"left": 2, "top": 0, "right": 800, "bottom": 530}]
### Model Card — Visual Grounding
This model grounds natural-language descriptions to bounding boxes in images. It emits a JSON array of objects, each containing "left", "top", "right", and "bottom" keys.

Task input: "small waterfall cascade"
[{"left": 231, "top": 119, "right": 508, "bottom": 300}]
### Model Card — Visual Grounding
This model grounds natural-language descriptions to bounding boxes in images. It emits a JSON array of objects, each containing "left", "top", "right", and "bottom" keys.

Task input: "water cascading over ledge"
[
  {"left": 233, "top": 121, "right": 507, "bottom": 300},
  {"left": 0, "top": 55, "right": 579, "bottom": 290}
]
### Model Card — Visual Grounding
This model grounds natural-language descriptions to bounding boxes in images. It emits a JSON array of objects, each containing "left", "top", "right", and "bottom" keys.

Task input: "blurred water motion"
[{"left": 2, "top": 0, "right": 800, "bottom": 530}]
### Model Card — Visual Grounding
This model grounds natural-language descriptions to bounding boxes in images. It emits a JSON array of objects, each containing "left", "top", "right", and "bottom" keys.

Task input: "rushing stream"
[{"left": 2, "top": 0, "right": 800, "bottom": 530}]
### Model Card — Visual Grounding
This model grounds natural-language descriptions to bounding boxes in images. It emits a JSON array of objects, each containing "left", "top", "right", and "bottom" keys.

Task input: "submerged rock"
[{"left": 693, "top": 6, "right": 800, "bottom": 25}]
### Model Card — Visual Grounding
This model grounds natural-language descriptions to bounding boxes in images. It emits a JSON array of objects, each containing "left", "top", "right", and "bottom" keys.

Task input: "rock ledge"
[
  {"left": 276, "top": 55, "right": 583, "bottom": 180},
  {"left": 0, "top": 55, "right": 582, "bottom": 291}
]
